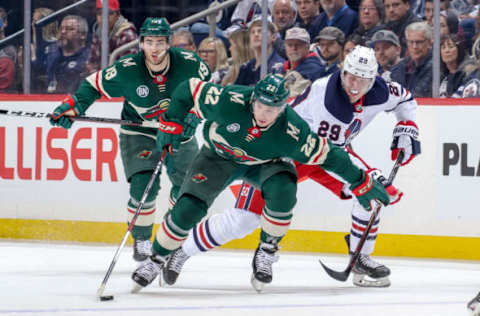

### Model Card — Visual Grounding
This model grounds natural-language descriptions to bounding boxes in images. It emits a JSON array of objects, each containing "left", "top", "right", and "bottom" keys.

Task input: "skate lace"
[
  {"left": 168, "top": 249, "right": 189, "bottom": 273},
  {"left": 358, "top": 254, "right": 381, "bottom": 269},
  {"left": 135, "top": 240, "right": 152, "bottom": 256},
  {"left": 255, "top": 247, "right": 279, "bottom": 275},
  {"left": 137, "top": 259, "right": 162, "bottom": 281}
]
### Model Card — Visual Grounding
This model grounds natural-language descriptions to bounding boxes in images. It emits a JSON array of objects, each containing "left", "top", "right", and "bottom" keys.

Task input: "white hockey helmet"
[{"left": 341, "top": 45, "right": 378, "bottom": 93}]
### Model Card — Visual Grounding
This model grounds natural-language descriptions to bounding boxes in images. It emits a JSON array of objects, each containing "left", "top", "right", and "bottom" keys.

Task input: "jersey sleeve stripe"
[
  {"left": 189, "top": 78, "right": 207, "bottom": 119},
  {"left": 309, "top": 137, "right": 329, "bottom": 164},
  {"left": 87, "top": 71, "right": 112, "bottom": 99}
]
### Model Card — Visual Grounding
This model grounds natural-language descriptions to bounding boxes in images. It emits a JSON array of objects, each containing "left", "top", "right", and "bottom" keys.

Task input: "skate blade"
[
  {"left": 250, "top": 273, "right": 265, "bottom": 293},
  {"left": 353, "top": 273, "right": 391, "bottom": 288},
  {"left": 131, "top": 283, "right": 144, "bottom": 294}
]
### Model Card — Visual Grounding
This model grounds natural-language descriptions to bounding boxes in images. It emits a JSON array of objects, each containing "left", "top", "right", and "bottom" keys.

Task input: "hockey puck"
[{"left": 100, "top": 295, "right": 114, "bottom": 301}]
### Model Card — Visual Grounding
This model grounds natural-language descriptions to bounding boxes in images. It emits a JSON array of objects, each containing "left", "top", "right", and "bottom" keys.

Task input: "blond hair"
[
  {"left": 198, "top": 37, "right": 229, "bottom": 72},
  {"left": 222, "top": 29, "right": 253, "bottom": 86}
]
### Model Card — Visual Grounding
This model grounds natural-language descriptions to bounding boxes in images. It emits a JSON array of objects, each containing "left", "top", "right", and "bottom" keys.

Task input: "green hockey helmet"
[
  {"left": 253, "top": 74, "right": 290, "bottom": 107},
  {"left": 140, "top": 17, "right": 172, "bottom": 38}
]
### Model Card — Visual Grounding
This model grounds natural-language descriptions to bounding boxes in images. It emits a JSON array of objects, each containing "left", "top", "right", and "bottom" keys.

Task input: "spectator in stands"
[
  {"left": 171, "top": 28, "right": 197, "bottom": 52},
  {"left": 384, "top": 0, "right": 422, "bottom": 56},
  {"left": 282, "top": 27, "right": 324, "bottom": 96},
  {"left": 85, "top": 0, "right": 138, "bottom": 74},
  {"left": 440, "top": 10, "right": 459, "bottom": 36},
  {"left": 390, "top": 22, "right": 433, "bottom": 97},
  {"left": 424, "top": 0, "right": 434, "bottom": 26},
  {"left": 29, "top": 7, "right": 58, "bottom": 93},
  {"left": 455, "top": 37, "right": 480, "bottom": 97},
  {"left": 198, "top": 37, "right": 230, "bottom": 84},
  {"left": 295, "top": 0, "right": 323, "bottom": 40},
  {"left": 273, "top": 0, "right": 297, "bottom": 38},
  {"left": 272, "top": 0, "right": 298, "bottom": 58},
  {"left": 318, "top": 0, "right": 359, "bottom": 37},
  {"left": 352, "top": 0, "right": 385, "bottom": 42},
  {"left": 313, "top": 26, "right": 345, "bottom": 76},
  {"left": 368, "top": 29, "right": 402, "bottom": 78},
  {"left": 0, "top": 7, "right": 16, "bottom": 92},
  {"left": 46, "top": 15, "right": 90, "bottom": 94},
  {"left": 342, "top": 33, "right": 365, "bottom": 59},
  {"left": 235, "top": 18, "right": 285, "bottom": 86},
  {"left": 222, "top": 28, "right": 253, "bottom": 86},
  {"left": 439, "top": 34, "right": 468, "bottom": 97}
]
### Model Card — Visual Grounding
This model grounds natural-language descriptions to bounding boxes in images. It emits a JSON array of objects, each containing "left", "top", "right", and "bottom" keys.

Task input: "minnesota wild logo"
[
  {"left": 137, "top": 150, "right": 152, "bottom": 159},
  {"left": 143, "top": 99, "right": 171, "bottom": 120},
  {"left": 192, "top": 173, "right": 207, "bottom": 183}
]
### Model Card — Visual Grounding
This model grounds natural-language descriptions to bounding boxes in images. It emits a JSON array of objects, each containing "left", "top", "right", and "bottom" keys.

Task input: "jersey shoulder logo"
[
  {"left": 286, "top": 122, "right": 300, "bottom": 141},
  {"left": 136, "top": 85, "right": 149, "bottom": 98}
]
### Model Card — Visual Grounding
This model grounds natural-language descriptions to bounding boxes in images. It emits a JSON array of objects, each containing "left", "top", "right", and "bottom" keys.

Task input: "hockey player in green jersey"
[
  {"left": 131, "top": 73, "right": 390, "bottom": 292},
  {"left": 49, "top": 17, "right": 211, "bottom": 262}
]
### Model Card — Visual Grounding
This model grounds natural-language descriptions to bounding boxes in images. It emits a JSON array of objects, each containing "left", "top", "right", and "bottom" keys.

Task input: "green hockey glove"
[
  {"left": 181, "top": 111, "right": 201, "bottom": 140},
  {"left": 350, "top": 171, "right": 390, "bottom": 211},
  {"left": 156, "top": 113, "right": 185, "bottom": 153},
  {"left": 49, "top": 95, "right": 84, "bottom": 129}
]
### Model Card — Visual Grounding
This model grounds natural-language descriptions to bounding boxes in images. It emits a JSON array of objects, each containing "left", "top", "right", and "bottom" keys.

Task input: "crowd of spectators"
[{"left": 3, "top": 0, "right": 480, "bottom": 98}]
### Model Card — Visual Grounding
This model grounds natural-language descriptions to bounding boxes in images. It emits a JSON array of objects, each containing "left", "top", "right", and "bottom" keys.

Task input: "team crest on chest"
[
  {"left": 136, "top": 85, "right": 149, "bottom": 97},
  {"left": 192, "top": 173, "right": 207, "bottom": 183},
  {"left": 226, "top": 123, "right": 240, "bottom": 133},
  {"left": 344, "top": 118, "right": 362, "bottom": 145}
]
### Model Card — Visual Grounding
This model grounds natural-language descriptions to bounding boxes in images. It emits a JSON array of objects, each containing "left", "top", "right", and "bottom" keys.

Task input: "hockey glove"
[
  {"left": 181, "top": 111, "right": 201, "bottom": 141},
  {"left": 366, "top": 168, "right": 403, "bottom": 205},
  {"left": 156, "top": 113, "right": 184, "bottom": 153},
  {"left": 350, "top": 171, "right": 390, "bottom": 211},
  {"left": 49, "top": 95, "right": 84, "bottom": 129},
  {"left": 391, "top": 120, "right": 421, "bottom": 166}
]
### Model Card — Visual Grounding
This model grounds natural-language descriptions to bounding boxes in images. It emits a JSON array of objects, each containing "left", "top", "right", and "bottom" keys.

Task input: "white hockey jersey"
[{"left": 291, "top": 71, "right": 417, "bottom": 147}]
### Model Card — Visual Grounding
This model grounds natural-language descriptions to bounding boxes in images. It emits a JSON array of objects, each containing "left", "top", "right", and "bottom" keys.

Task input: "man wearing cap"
[
  {"left": 49, "top": 17, "right": 211, "bottom": 263},
  {"left": 314, "top": 26, "right": 345, "bottom": 76},
  {"left": 85, "top": 0, "right": 138, "bottom": 74},
  {"left": 368, "top": 29, "right": 402, "bottom": 78},
  {"left": 282, "top": 27, "right": 325, "bottom": 96}
]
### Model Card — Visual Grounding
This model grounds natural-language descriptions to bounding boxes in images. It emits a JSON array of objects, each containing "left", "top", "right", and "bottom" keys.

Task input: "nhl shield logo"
[
  {"left": 226, "top": 123, "right": 240, "bottom": 133},
  {"left": 192, "top": 173, "right": 207, "bottom": 183},
  {"left": 136, "top": 85, "right": 149, "bottom": 98}
]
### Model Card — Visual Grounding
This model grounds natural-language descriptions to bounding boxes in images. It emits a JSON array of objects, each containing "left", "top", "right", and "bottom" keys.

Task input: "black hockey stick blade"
[
  {"left": 318, "top": 151, "right": 404, "bottom": 282},
  {"left": 318, "top": 259, "right": 351, "bottom": 281}
]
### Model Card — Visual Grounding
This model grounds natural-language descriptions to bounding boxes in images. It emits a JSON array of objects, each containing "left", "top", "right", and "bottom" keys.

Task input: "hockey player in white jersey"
[{"left": 163, "top": 46, "right": 421, "bottom": 288}]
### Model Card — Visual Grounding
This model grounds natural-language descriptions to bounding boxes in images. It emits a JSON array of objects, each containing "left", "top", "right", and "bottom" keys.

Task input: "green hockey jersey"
[
  {"left": 73, "top": 47, "right": 211, "bottom": 137},
  {"left": 167, "top": 78, "right": 332, "bottom": 167}
]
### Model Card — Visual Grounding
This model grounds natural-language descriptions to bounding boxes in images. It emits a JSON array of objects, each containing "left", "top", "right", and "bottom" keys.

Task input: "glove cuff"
[
  {"left": 351, "top": 172, "right": 373, "bottom": 197},
  {"left": 159, "top": 114, "right": 184, "bottom": 135}
]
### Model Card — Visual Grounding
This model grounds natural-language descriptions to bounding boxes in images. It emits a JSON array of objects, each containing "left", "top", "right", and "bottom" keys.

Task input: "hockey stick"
[
  {"left": 319, "top": 150, "right": 404, "bottom": 282},
  {"left": 0, "top": 108, "right": 161, "bottom": 128},
  {"left": 96, "top": 150, "right": 167, "bottom": 300}
]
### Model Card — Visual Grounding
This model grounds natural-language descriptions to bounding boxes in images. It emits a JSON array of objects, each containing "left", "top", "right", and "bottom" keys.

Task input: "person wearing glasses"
[
  {"left": 390, "top": 21, "right": 433, "bottom": 97},
  {"left": 170, "top": 28, "right": 197, "bottom": 52},
  {"left": 352, "top": 0, "right": 385, "bottom": 42},
  {"left": 384, "top": 0, "right": 422, "bottom": 56},
  {"left": 197, "top": 37, "right": 229, "bottom": 84}
]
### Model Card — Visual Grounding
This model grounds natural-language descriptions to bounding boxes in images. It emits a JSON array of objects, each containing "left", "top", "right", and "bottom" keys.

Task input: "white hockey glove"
[
  {"left": 391, "top": 120, "right": 421, "bottom": 166},
  {"left": 367, "top": 168, "right": 403, "bottom": 205}
]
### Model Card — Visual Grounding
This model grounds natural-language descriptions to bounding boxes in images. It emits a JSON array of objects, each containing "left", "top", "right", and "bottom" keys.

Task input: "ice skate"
[
  {"left": 132, "top": 239, "right": 152, "bottom": 262},
  {"left": 250, "top": 242, "right": 279, "bottom": 293},
  {"left": 352, "top": 253, "right": 391, "bottom": 287},
  {"left": 163, "top": 247, "right": 190, "bottom": 285},
  {"left": 131, "top": 255, "right": 166, "bottom": 293},
  {"left": 345, "top": 234, "right": 391, "bottom": 287},
  {"left": 468, "top": 291, "right": 480, "bottom": 315}
]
